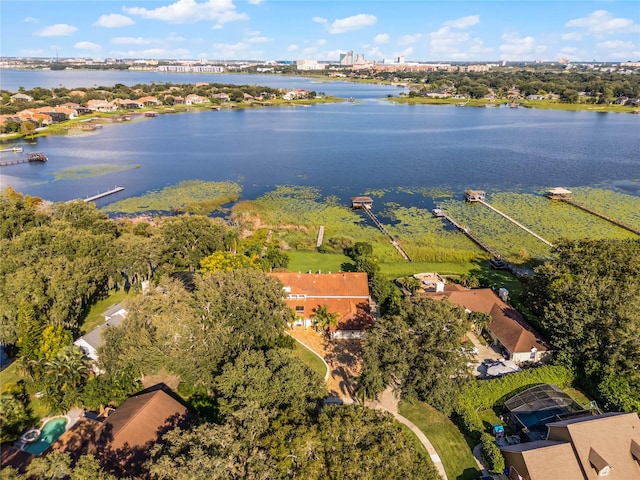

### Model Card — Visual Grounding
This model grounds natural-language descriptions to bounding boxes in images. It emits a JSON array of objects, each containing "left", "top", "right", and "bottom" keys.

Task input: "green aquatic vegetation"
[
  {"left": 102, "top": 180, "right": 241, "bottom": 214},
  {"left": 440, "top": 199, "right": 552, "bottom": 263},
  {"left": 379, "top": 206, "right": 485, "bottom": 263},
  {"left": 234, "top": 185, "right": 390, "bottom": 255},
  {"left": 363, "top": 188, "right": 390, "bottom": 198},
  {"left": 569, "top": 187, "right": 640, "bottom": 230},
  {"left": 488, "top": 192, "right": 637, "bottom": 241},
  {"left": 53, "top": 164, "right": 140, "bottom": 181}
]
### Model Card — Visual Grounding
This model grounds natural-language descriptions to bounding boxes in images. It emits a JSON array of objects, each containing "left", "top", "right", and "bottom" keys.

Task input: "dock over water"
[
  {"left": 352, "top": 196, "right": 411, "bottom": 261},
  {"left": 465, "top": 189, "right": 554, "bottom": 248},
  {"left": 0, "top": 152, "right": 48, "bottom": 167},
  {"left": 546, "top": 188, "right": 640, "bottom": 236},
  {"left": 83, "top": 187, "right": 124, "bottom": 203}
]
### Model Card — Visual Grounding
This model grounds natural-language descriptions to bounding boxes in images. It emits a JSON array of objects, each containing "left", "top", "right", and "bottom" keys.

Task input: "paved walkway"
[
  {"left": 368, "top": 386, "right": 448, "bottom": 480},
  {"left": 288, "top": 327, "right": 448, "bottom": 479}
]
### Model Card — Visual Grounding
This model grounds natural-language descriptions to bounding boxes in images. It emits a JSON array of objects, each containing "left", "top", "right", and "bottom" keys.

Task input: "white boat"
[{"left": 12, "top": 147, "right": 24, "bottom": 153}]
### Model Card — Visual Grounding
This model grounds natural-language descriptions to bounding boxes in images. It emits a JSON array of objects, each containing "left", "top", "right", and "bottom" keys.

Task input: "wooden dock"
[
  {"left": 360, "top": 206, "right": 411, "bottom": 261},
  {"left": 316, "top": 225, "right": 325, "bottom": 250},
  {"left": 553, "top": 198, "right": 640, "bottom": 236},
  {"left": 434, "top": 209, "right": 501, "bottom": 258},
  {"left": 0, "top": 152, "right": 47, "bottom": 167},
  {"left": 433, "top": 208, "right": 532, "bottom": 278},
  {"left": 477, "top": 199, "right": 555, "bottom": 247},
  {"left": 83, "top": 186, "right": 124, "bottom": 203}
]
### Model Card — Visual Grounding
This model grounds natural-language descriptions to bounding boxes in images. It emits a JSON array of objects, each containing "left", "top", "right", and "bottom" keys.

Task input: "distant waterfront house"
[
  {"left": 350, "top": 196, "right": 373, "bottom": 209},
  {"left": 184, "top": 94, "right": 209, "bottom": 105},
  {"left": 137, "top": 95, "right": 161, "bottom": 106},
  {"left": 211, "top": 93, "right": 230, "bottom": 102},
  {"left": 270, "top": 272, "right": 374, "bottom": 339},
  {"left": 464, "top": 189, "right": 486, "bottom": 202},
  {"left": 425, "top": 283, "right": 551, "bottom": 364},
  {"left": 86, "top": 99, "right": 117, "bottom": 112},
  {"left": 10, "top": 93, "right": 33, "bottom": 103},
  {"left": 74, "top": 303, "right": 127, "bottom": 363}
]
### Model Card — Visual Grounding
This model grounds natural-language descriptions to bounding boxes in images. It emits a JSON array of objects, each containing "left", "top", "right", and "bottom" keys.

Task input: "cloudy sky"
[{"left": 1, "top": 0, "right": 639, "bottom": 62}]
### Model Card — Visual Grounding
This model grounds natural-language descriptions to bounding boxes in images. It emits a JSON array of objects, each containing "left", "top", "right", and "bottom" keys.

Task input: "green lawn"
[
  {"left": 287, "top": 251, "right": 354, "bottom": 274},
  {"left": 564, "top": 386, "right": 591, "bottom": 407},
  {"left": 79, "top": 289, "right": 132, "bottom": 334},
  {"left": 399, "top": 400, "right": 480, "bottom": 480},
  {"left": 291, "top": 340, "right": 327, "bottom": 380},
  {"left": 379, "top": 261, "right": 475, "bottom": 279},
  {"left": 1, "top": 363, "right": 50, "bottom": 420}
]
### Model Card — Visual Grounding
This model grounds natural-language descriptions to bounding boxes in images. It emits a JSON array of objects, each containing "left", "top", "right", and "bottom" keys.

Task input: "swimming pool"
[{"left": 22, "top": 417, "right": 68, "bottom": 455}]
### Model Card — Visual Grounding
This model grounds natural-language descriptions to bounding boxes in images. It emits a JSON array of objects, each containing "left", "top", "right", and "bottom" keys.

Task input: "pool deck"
[{"left": 15, "top": 407, "right": 84, "bottom": 455}]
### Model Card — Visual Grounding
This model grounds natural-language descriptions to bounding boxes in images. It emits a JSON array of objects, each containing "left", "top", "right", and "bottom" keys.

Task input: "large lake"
[{"left": 1, "top": 70, "right": 639, "bottom": 208}]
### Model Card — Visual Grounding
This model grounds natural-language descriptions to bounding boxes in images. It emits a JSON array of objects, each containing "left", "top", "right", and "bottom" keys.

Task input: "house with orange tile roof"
[
  {"left": 425, "top": 282, "right": 551, "bottom": 363},
  {"left": 269, "top": 272, "right": 374, "bottom": 339},
  {"left": 137, "top": 96, "right": 161, "bottom": 106}
]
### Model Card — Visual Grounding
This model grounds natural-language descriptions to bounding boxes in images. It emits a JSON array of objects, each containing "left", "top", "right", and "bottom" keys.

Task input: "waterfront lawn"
[
  {"left": 378, "top": 261, "right": 475, "bottom": 279},
  {"left": 287, "top": 251, "right": 354, "bottom": 274},
  {"left": 79, "top": 289, "right": 131, "bottom": 334},
  {"left": 399, "top": 400, "right": 480, "bottom": 480},
  {"left": 292, "top": 341, "right": 327, "bottom": 380}
]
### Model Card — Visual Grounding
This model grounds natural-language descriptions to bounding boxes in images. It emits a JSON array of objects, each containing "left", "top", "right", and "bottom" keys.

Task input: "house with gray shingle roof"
[{"left": 74, "top": 303, "right": 127, "bottom": 363}]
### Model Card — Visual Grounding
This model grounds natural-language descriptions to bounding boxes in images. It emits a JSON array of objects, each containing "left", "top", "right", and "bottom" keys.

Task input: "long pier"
[
  {"left": 0, "top": 153, "right": 47, "bottom": 167},
  {"left": 433, "top": 208, "right": 532, "bottom": 277},
  {"left": 360, "top": 207, "right": 411, "bottom": 261},
  {"left": 555, "top": 198, "right": 640, "bottom": 236},
  {"left": 478, "top": 200, "right": 554, "bottom": 247},
  {"left": 83, "top": 187, "right": 124, "bottom": 203},
  {"left": 433, "top": 209, "right": 501, "bottom": 258}
]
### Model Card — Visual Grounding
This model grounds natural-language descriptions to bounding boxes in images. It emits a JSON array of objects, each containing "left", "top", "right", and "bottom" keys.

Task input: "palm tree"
[{"left": 310, "top": 305, "right": 339, "bottom": 338}]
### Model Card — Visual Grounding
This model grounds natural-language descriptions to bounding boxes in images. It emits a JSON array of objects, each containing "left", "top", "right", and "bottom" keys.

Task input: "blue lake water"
[{"left": 1, "top": 70, "right": 639, "bottom": 208}]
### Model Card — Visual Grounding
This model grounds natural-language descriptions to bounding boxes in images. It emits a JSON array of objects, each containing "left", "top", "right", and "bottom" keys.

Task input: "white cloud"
[
  {"left": 366, "top": 46, "right": 385, "bottom": 59},
  {"left": 94, "top": 13, "right": 134, "bottom": 28},
  {"left": 566, "top": 10, "right": 639, "bottom": 37},
  {"left": 287, "top": 44, "right": 299, "bottom": 52},
  {"left": 500, "top": 33, "right": 536, "bottom": 58},
  {"left": 429, "top": 15, "right": 483, "bottom": 58},
  {"left": 34, "top": 24, "right": 78, "bottom": 37},
  {"left": 393, "top": 47, "right": 414, "bottom": 58},
  {"left": 24, "top": 17, "right": 37, "bottom": 23},
  {"left": 247, "top": 36, "right": 269, "bottom": 43},
  {"left": 75, "top": 41, "right": 102, "bottom": 50},
  {"left": 112, "top": 37, "right": 158, "bottom": 45},
  {"left": 109, "top": 47, "right": 191, "bottom": 58},
  {"left": 123, "top": 0, "right": 248, "bottom": 26},
  {"left": 312, "top": 17, "right": 327, "bottom": 24},
  {"left": 397, "top": 34, "right": 422, "bottom": 46},
  {"left": 317, "top": 39, "right": 327, "bottom": 46},
  {"left": 561, "top": 32, "right": 582, "bottom": 41},
  {"left": 444, "top": 15, "right": 479, "bottom": 29},
  {"left": 327, "top": 14, "right": 377, "bottom": 34},
  {"left": 248, "top": 0, "right": 263, "bottom": 4},
  {"left": 597, "top": 40, "right": 634, "bottom": 50},
  {"left": 374, "top": 33, "right": 389, "bottom": 44}
]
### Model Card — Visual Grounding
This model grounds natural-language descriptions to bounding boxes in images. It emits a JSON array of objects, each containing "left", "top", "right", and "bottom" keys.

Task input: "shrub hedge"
[{"left": 453, "top": 365, "right": 575, "bottom": 438}]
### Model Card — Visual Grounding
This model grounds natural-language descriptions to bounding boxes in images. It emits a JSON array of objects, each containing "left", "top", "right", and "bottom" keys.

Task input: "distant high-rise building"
[
  {"left": 339, "top": 51, "right": 354, "bottom": 66},
  {"left": 397, "top": 56, "right": 405, "bottom": 64}
]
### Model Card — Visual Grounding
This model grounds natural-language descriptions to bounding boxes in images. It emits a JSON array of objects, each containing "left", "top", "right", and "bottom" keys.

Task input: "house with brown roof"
[
  {"left": 426, "top": 283, "right": 551, "bottom": 363},
  {"left": 269, "top": 272, "right": 373, "bottom": 339},
  {"left": 137, "top": 96, "right": 161, "bottom": 106},
  {"left": 501, "top": 412, "right": 640, "bottom": 480},
  {"left": 52, "top": 389, "right": 191, "bottom": 479}
]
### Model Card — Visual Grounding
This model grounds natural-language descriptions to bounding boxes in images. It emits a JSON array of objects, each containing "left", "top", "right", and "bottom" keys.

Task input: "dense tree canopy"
[
  {"left": 148, "top": 405, "right": 439, "bottom": 480},
  {"left": 524, "top": 238, "right": 640, "bottom": 412},
  {"left": 358, "top": 296, "right": 471, "bottom": 412}
]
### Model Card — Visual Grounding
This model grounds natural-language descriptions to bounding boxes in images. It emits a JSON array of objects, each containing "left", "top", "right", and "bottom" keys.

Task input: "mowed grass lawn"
[
  {"left": 287, "top": 251, "right": 354, "bottom": 274},
  {"left": 399, "top": 400, "right": 480, "bottom": 480},
  {"left": 291, "top": 340, "right": 328, "bottom": 380}
]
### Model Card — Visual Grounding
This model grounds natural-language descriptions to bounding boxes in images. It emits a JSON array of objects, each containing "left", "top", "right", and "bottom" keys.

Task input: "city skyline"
[{"left": 1, "top": 1, "right": 639, "bottom": 62}]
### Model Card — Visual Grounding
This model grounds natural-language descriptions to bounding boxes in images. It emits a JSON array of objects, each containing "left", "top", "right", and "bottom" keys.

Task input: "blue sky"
[{"left": 1, "top": 1, "right": 639, "bottom": 62}]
